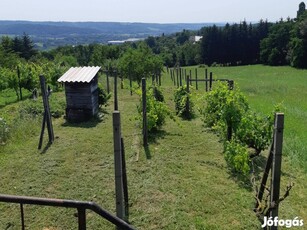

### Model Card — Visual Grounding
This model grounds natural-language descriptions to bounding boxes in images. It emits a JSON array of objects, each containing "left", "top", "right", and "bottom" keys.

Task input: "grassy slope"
[{"left": 0, "top": 65, "right": 306, "bottom": 229}]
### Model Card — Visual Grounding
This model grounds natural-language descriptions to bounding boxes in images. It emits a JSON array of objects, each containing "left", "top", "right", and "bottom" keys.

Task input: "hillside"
[
  {"left": 0, "top": 20, "right": 221, "bottom": 49},
  {"left": 0, "top": 66, "right": 306, "bottom": 229}
]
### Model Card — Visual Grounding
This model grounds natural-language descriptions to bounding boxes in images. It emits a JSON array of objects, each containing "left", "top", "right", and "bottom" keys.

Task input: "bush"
[
  {"left": 152, "top": 85, "right": 164, "bottom": 102},
  {"left": 235, "top": 111, "right": 274, "bottom": 155},
  {"left": 174, "top": 86, "right": 194, "bottom": 119},
  {"left": 224, "top": 140, "right": 250, "bottom": 175},
  {"left": 0, "top": 117, "right": 9, "bottom": 145},
  {"left": 202, "top": 82, "right": 249, "bottom": 135},
  {"left": 202, "top": 82, "right": 276, "bottom": 174},
  {"left": 98, "top": 83, "right": 111, "bottom": 107},
  {"left": 137, "top": 86, "right": 170, "bottom": 133},
  {"left": 19, "top": 94, "right": 66, "bottom": 118}
]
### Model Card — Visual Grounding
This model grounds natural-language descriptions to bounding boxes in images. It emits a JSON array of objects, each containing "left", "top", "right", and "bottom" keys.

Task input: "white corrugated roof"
[{"left": 58, "top": 66, "right": 101, "bottom": 83}]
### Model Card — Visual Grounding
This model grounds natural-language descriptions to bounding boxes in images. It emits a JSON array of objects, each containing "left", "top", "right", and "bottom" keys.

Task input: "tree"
[
  {"left": 118, "top": 44, "right": 163, "bottom": 84},
  {"left": 21, "top": 34, "right": 37, "bottom": 60},
  {"left": 259, "top": 20, "right": 293, "bottom": 65},
  {"left": 288, "top": 11, "right": 307, "bottom": 68},
  {"left": 297, "top": 2, "right": 306, "bottom": 19}
]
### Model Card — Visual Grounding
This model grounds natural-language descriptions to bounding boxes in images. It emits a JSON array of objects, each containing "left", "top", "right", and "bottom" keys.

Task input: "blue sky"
[{"left": 0, "top": 0, "right": 303, "bottom": 23}]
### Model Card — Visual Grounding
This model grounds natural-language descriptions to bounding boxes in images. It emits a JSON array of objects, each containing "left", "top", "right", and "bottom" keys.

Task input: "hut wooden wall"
[{"left": 65, "top": 76, "right": 98, "bottom": 121}]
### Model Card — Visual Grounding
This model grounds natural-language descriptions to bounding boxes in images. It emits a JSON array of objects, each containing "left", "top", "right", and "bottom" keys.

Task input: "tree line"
[
  {"left": 1, "top": 2, "right": 307, "bottom": 100},
  {"left": 144, "top": 2, "right": 307, "bottom": 68}
]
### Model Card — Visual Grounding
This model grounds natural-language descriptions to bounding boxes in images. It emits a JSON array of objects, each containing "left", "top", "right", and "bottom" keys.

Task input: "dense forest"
[{"left": 1, "top": 2, "right": 307, "bottom": 97}]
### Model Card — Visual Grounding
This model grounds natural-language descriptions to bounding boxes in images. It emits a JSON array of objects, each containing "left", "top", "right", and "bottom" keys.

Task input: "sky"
[{"left": 0, "top": 0, "right": 304, "bottom": 23}]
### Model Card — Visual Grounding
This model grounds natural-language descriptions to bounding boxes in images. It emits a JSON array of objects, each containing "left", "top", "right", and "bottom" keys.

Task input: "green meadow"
[{"left": 0, "top": 65, "right": 306, "bottom": 229}]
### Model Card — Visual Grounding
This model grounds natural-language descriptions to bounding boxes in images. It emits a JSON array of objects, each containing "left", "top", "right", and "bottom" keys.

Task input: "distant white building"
[
  {"left": 190, "top": 36, "right": 203, "bottom": 43},
  {"left": 107, "top": 38, "right": 144, "bottom": 45}
]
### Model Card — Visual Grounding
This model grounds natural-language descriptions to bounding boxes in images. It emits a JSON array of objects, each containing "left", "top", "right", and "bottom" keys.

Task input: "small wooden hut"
[{"left": 58, "top": 66, "right": 101, "bottom": 122}]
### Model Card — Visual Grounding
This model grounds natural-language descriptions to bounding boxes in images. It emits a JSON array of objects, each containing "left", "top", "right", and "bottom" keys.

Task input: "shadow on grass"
[
  {"left": 178, "top": 112, "right": 197, "bottom": 121},
  {"left": 144, "top": 145, "right": 151, "bottom": 160},
  {"left": 142, "top": 129, "right": 183, "bottom": 159},
  {"left": 40, "top": 142, "right": 52, "bottom": 154},
  {"left": 148, "top": 130, "right": 168, "bottom": 143},
  {"left": 147, "top": 129, "right": 183, "bottom": 144},
  {"left": 61, "top": 109, "right": 109, "bottom": 128}
]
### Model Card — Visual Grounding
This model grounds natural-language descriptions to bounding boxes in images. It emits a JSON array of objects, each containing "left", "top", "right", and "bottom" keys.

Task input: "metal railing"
[{"left": 0, "top": 194, "right": 136, "bottom": 230}]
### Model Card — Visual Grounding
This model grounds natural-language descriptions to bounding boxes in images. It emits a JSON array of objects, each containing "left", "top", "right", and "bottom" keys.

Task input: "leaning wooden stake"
[
  {"left": 269, "top": 113, "right": 284, "bottom": 229},
  {"left": 113, "top": 111, "right": 126, "bottom": 224},
  {"left": 38, "top": 75, "right": 54, "bottom": 150},
  {"left": 121, "top": 137, "right": 129, "bottom": 220}
]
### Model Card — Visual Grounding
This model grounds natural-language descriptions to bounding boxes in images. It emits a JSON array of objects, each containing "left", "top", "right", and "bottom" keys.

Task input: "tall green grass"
[{"left": 0, "top": 88, "right": 31, "bottom": 107}]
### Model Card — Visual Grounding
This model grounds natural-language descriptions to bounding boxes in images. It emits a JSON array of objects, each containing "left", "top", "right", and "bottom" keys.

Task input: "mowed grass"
[{"left": 0, "top": 65, "right": 306, "bottom": 229}]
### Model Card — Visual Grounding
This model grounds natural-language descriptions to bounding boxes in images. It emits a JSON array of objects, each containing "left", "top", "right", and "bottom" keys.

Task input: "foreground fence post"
[
  {"left": 113, "top": 111, "right": 125, "bottom": 223},
  {"left": 269, "top": 113, "right": 284, "bottom": 229},
  {"left": 142, "top": 78, "right": 148, "bottom": 146}
]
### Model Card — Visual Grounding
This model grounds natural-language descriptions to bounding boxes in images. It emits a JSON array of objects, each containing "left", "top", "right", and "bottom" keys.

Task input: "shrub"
[
  {"left": 98, "top": 83, "right": 111, "bottom": 107},
  {"left": 19, "top": 94, "right": 66, "bottom": 118},
  {"left": 202, "top": 82, "right": 249, "bottom": 135},
  {"left": 137, "top": 86, "right": 170, "bottom": 133},
  {"left": 202, "top": 81, "right": 277, "bottom": 174},
  {"left": 0, "top": 117, "right": 9, "bottom": 145},
  {"left": 235, "top": 111, "right": 274, "bottom": 155},
  {"left": 152, "top": 85, "right": 164, "bottom": 102},
  {"left": 174, "top": 86, "right": 194, "bottom": 119},
  {"left": 224, "top": 140, "right": 250, "bottom": 175}
]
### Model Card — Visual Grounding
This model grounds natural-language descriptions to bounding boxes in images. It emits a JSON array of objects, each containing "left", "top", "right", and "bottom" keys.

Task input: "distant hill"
[{"left": 0, "top": 20, "right": 223, "bottom": 49}]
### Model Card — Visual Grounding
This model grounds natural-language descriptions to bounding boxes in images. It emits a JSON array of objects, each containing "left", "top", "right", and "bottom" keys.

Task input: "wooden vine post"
[
  {"left": 179, "top": 68, "right": 182, "bottom": 87},
  {"left": 142, "top": 78, "right": 148, "bottom": 146},
  {"left": 176, "top": 68, "right": 179, "bottom": 88},
  {"left": 112, "top": 111, "right": 126, "bottom": 224},
  {"left": 114, "top": 71, "right": 118, "bottom": 110},
  {"left": 106, "top": 71, "right": 110, "bottom": 94},
  {"left": 195, "top": 68, "right": 198, "bottom": 90},
  {"left": 186, "top": 75, "right": 190, "bottom": 117},
  {"left": 205, "top": 69, "right": 208, "bottom": 92},
  {"left": 254, "top": 113, "right": 285, "bottom": 229},
  {"left": 269, "top": 113, "right": 284, "bottom": 228},
  {"left": 209, "top": 72, "right": 213, "bottom": 91},
  {"left": 17, "top": 66, "right": 22, "bottom": 100}
]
